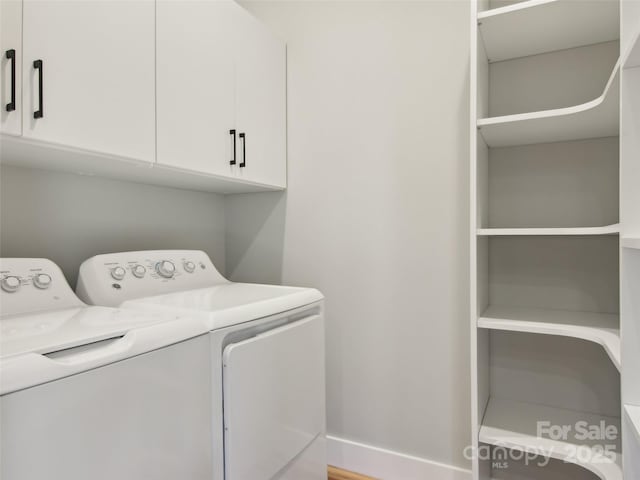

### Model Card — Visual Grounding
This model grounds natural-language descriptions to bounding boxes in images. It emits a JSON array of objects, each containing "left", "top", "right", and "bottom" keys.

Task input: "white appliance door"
[
  {"left": 223, "top": 315, "right": 325, "bottom": 480},
  {"left": 1, "top": 335, "right": 213, "bottom": 480}
]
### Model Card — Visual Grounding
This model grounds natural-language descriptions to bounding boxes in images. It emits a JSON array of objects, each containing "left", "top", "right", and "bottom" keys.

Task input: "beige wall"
[
  {"left": 229, "top": 0, "right": 471, "bottom": 468},
  {"left": 0, "top": 165, "right": 226, "bottom": 286}
]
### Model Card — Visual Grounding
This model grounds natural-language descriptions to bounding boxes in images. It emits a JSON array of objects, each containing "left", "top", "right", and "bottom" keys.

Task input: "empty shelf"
[
  {"left": 477, "top": 63, "right": 619, "bottom": 147},
  {"left": 477, "top": 224, "right": 620, "bottom": 236},
  {"left": 478, "top": 0, "right": 619, "bottom": 63},
  {"left": 479, "top": 305, "right": 620, "bottom": 370},
  {"left": 622, "top": 236, "right": 640, "bottom": 250},
  {"left": 481, "top": 397, "right": 622, "bottom": 480}
]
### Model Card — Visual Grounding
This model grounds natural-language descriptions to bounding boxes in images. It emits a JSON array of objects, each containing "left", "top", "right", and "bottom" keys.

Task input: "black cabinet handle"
[
  {"left": 5, "top": 49, "right": 16, "bottom": 112},
  {"left": 229, "top": 129, "right": 236, "bottom": 165},
  {"left": 239, "top": 133, "right": 246, "bottom": 168},
  {"left": 33, "top": 59, "right": 43, "bottom": 119}
]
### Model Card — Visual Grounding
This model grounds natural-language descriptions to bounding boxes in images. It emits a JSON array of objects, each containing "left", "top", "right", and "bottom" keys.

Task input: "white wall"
[
  {"left": 0, "top": 166, "right": 226, "bottom": 285},
  {"left": 228, "top": 0, "right": 471, "bottom": 470}
]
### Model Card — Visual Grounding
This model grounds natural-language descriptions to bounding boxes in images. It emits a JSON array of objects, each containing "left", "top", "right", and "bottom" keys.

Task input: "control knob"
[
  {"left": 111, "top": 266, "right": 126, "bottom": 281},
  {"left": 1, "top": 276, "right": 21, "bottom": 293},
  {"left": 183, "top": 261, "right": 196, "bottom": 273},
  {"left": 132, "top": 265, "right": 146, "bottom": 278},
  {"left": 156, "top": 260, "right": 176, "bottom": 278},
  {"left": 33, "top": 273, "right": 52, "bottom": 290}
]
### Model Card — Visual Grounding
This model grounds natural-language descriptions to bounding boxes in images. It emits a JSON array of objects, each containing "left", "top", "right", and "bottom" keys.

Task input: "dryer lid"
[{"left": 122, "top": 282, "right": 324, "bottom": 331}]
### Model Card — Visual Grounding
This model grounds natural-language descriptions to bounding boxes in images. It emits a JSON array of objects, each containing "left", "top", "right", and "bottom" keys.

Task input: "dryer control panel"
[
  {"left": 76, "top": 250, "right": 228, "bottom": 307},
  {"left": 0, "top": 258, "right": 84, "bottom": 316}
]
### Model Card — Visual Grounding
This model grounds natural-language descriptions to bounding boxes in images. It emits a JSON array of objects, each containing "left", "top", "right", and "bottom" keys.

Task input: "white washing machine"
[
  {"left": 76, "top": 250, "right": 327, "bottom": 480},
  {"left": 0, "top": 258, "right": 214, "bottom": 480}
]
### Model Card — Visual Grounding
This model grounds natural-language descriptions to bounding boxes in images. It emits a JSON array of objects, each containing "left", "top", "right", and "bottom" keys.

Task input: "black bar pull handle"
[
  {"left": 239, "top": 133, "right": 246, "bottom": 168},
  {"left": 5, "top": 49, "right": 16, "bottom": 112},
  {"left": 229, "top": 129, "right": 236, "bottom": 165},
  {"left": 33, "top": 59, "right": 43, "bottom": 119}
]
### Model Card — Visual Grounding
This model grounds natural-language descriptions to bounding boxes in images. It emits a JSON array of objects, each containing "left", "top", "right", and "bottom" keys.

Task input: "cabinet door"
[
  {"left": 22, "top": 0, "right": 155, "bottom": 162},
  {"left": 1, "top": 0, "right": 22, "bottom": 136},
  {"left": 157, "top": 0, "right": 236, "bottom": 176},
  {"left": 234, "top": 5, "right": 286, "bottom": 188}
]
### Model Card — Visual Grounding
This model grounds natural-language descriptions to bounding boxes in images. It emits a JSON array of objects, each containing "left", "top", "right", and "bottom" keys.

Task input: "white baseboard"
[{"left": 327, "top": 435, "right": 472, "bottom": 480}]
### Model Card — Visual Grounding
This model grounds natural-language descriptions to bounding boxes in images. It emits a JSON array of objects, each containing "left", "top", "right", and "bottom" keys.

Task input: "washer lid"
[
  {"left": 1, "top": 305, "right": 191, "bottom": 358},
  {"left": 122, "top": 283, "right": 324, "bottom": 330},
  {"left": 0, "top": 306, "right": 209, "bottom": 395}
]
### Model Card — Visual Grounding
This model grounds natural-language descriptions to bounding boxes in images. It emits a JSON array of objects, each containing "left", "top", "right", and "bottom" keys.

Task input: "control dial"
[
  {"left": 33, "top": 273, "right": 52, "bottom": 290},
  {"left": 155, "top": 260, "right": 176, "bottom": 278},
  {"left": 132, "top": 265, "right": 146, "bottom": 278},
  {"left": 1, "top": 276, "right": 21, "bottom": 293},
  {"left": 183, "top": 261, "right": 196, "bottom": 273},
  {"left": 111, "top": 266, "right": 126, "bottom": 281}
]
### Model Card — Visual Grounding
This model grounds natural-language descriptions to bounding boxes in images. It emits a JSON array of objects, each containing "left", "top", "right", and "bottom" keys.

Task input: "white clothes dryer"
[
  {"left": 76, "top": 250, "right": 327, "bottom": 480},
  {"left": 0, "top": 258, "right": 213, "bottom": 480}
]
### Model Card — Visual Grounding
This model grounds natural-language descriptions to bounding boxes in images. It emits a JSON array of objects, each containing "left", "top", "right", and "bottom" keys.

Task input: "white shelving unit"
[
  {"left": 621, "top": 2, "right": 640, "bottom": 476},
  {"left": 478, "top": 0, "right": 619, "bottom": 62},
  {"left": 625, "top": 405, "right": 640, "bottom": 447},
  {"left": 477, "top": 224, "right": 620, "bottom": 236},
  {"left": 621, "top": 236, "right": 640, "bottom": 250},
  {"left": 479, "top": 305, "right": 620, "bottom": 370},
  {"left": 480, "top": 398, "right": 622, "bottom": 480},
  {"left": 471, "top": 1, "right": 625, "bottom": 479},
  {"left": 477, "top": 63, "right": 619, "bottom": 148},
  {"left": 623, "top": 405, "right": 640, "bottom": 479},
  {"left": 622, "top": 22, "right": 640, "bottom": 67}
]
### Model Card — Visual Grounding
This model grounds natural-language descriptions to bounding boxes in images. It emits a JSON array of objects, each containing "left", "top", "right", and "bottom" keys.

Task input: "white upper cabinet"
[
  {"left": 1, "top": 0, "right": 22, "bottom": 136},
  {"left": 21, "top": 0, "right": 155, "bottom": 162},
  {"left": 1, "top": 0, "right": 285, "bottom": 192},
  {"left": 156, "top": 0, "right": 237, "bottom": 177},
  {"left": 233, "top": 4, "right": 287, "bottom": 188},
  {"left": 157, "top": 0, "right": 286, "bottom": 189}
]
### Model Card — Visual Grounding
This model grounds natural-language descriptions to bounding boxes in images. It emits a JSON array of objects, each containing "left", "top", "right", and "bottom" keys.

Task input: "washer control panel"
[
  {"left": 76, "top": 250, "right": 228, "bottom": 307},
  {"left": 0, "top": 258, "right": 84, "bottom": 316}
]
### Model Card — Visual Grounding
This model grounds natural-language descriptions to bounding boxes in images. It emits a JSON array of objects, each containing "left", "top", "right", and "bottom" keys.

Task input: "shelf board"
[
  {"left": 625, "top": 405, "right": 640, "bottom": 447},
  {"left": 623, "top": 23, "right": 640, "bottom": 69},
  {"left": 479, "top": 305, "right": 620, "bottom": 370},
  {"left": 481, "top": 397, "right": 622, "bottom": 480},
  {"left": 477, "top": 224, "right": 620, "bottom": 237},
  {"left": 622, "top": 236, "right": 640, "bottom": 250},
  {"left": 478, "top": 0, "right": 619, "bottom": 63},
  {"left": 477, "top": 63, "right": 619, "bottom": 148}
]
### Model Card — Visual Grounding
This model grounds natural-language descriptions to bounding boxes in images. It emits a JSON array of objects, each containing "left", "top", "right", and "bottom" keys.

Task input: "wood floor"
[{"left": 328, "top": 466, "right": 378, "bottom": 480}]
